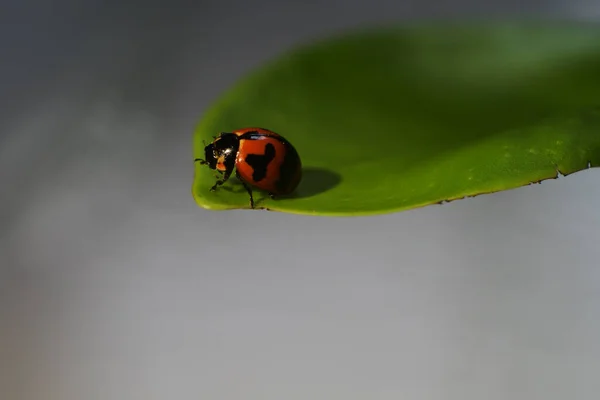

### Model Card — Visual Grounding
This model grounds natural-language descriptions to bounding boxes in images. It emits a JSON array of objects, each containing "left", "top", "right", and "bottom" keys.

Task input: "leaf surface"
[{"left": 192, "top": 21, "right": 600, "bottom": 216}]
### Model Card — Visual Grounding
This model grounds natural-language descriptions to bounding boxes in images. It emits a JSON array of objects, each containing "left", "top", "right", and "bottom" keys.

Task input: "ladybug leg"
[
  {"left": 210, "top": 169, "right": 232, "bottom": 192},
  {"left": 235, "top": 170, "right": 255, "bottom": 209},
  {"left": 209, "top": 150, "right": 236, "bottom": 192},
  {"left": 268, "top": 193, "right": 276, "bottom": 200}
]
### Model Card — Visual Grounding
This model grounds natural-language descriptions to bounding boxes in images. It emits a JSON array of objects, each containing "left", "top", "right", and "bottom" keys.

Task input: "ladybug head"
[
  {"left": 196, "top": 133, "right": 240, "bottom": 170},
  {"left": 200, "top": 141, "right": 218, "bottom": 169}
]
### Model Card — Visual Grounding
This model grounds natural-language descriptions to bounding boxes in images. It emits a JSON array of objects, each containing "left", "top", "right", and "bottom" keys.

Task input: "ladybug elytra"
[{"left": 195, "top": 127, "right": 302, "bottom": 208}]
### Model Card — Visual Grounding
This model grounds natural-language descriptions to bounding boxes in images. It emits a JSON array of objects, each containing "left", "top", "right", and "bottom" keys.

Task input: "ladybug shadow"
[
  {"left": 220, "top": 166, "right": 341, "bottom": 203},
  {"left": 287, "top": 166, "right": 341, "bottom": 199}
]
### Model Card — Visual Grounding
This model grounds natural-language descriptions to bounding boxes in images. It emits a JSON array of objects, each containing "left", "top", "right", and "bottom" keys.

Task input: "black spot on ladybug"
[
  {"left": 244, "top": 142, "right": 276, "bottom": 182},
  {"left": 275, "top": 142, "right": 301, "bottom": 193}
]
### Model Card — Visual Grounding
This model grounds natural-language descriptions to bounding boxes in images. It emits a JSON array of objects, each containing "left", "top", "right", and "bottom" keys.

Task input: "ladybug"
[{"left": 195, "top": 127, "right": 302, "bottom": 208}]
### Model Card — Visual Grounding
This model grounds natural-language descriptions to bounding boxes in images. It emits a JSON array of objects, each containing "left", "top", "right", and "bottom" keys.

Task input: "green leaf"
[{"left": 192, "top": 21, "right": 600, "bottom": 216}]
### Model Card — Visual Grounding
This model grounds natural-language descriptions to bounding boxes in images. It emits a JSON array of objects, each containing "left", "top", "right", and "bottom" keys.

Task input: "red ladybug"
[{"left": 195, "top": 127, "right": 302, "bottom": 208}]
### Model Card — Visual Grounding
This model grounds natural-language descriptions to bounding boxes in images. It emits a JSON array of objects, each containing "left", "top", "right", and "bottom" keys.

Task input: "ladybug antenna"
[{"left": 194, "top": 158, "right": 207, "bottom": 165}]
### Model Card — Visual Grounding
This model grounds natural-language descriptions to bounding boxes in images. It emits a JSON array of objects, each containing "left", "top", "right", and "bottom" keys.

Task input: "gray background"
[{"left": 2, "top": 1, "right": 600, "bottom": 399}]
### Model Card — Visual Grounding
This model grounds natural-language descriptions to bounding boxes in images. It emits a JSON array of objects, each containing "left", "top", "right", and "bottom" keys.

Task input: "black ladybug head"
[
  {"left": 197, "top": 133, "right": 240, "bottom": 170},
  {"left": 202, "top": 142, "right": 218, "bottom": 169}
]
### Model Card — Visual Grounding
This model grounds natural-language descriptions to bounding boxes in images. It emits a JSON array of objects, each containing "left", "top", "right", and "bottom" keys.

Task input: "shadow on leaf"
[{"left": 289, "top": 166, "right": 341, "bottom": 199}]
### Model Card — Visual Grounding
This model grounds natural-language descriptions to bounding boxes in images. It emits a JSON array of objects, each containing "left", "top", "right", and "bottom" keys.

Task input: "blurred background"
[{"left": 2, "top": 1, "right": 600, "bottom": 399}]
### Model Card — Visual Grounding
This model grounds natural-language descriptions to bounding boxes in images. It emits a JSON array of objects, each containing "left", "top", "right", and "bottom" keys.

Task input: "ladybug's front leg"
[
  {"left": 210, "top": 155, "right": 235, "bottom": 192},
  {"left": 210, "top": 173, "right": 230, "bottom": 191}
]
